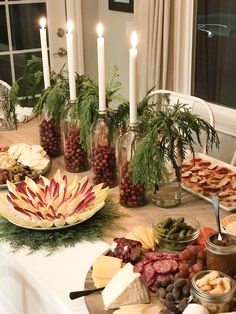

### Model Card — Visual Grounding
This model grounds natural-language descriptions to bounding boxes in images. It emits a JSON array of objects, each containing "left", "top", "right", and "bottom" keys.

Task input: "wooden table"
[{"left": 0, "top": 119, "right": 232, "bottom": 314}]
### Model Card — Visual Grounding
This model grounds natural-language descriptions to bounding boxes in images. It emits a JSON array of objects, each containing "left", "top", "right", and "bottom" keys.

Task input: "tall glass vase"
[
  {"left": 38, "top": 110, "right": 62, "bottom": 158},
  {"left": 90, "top": 110, "right": 117, "bottom": 188},
  {"left": 118, "top": 124, "right": 147, "bottom": 208},
  {"left": 62, "top": 104, "right": 89, "bottom": 172}
]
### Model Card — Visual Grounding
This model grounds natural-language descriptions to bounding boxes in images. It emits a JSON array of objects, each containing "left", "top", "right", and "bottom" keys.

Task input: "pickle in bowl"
[{"left": 152, "top": 214, "right": 200, "bottom": 251}]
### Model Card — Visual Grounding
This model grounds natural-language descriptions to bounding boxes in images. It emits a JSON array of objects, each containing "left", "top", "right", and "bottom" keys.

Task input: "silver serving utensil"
[
  {"left": 212, "top": 196, "right": 223, "bottom": 241},
  {"left": 69, "top": 287, "right": 104, "bottom": 300}
]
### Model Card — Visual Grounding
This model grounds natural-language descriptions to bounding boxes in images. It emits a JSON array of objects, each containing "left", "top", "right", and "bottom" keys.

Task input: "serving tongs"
[
  {"left": 212, "top": 196, "right": 223, "bottom": 241},
  {"left": 69, "top": 287, "right": 104, "bottom": 300}
]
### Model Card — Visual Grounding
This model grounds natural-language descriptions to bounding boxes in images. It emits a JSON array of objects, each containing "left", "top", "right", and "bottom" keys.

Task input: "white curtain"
[{"left": 134, "top": 0, "right": 194, "bottom": 99}]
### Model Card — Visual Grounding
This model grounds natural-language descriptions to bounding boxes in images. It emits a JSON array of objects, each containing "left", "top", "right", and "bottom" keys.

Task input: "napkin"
[{"left": 182, "top": 304, "right": 209, "bottom": 314}]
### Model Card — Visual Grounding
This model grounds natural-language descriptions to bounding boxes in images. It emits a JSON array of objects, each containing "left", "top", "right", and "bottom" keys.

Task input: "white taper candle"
[
  {"left": 66, "top": 21, "right": 76, "bottom": 101},
  {"left": 96, "top": 23, "right": 106, "bottom": 112},
  {"left": 39, "top": 17, "right": 50, "bottom": 89},
  {"left": 129, "top": 31, "right": 138, "bottom": 125}
]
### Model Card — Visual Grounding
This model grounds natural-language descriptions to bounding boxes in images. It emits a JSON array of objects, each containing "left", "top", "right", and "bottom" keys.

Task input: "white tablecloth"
[{"left": 0, "top": 241, "right": 109, "bottom": 314}]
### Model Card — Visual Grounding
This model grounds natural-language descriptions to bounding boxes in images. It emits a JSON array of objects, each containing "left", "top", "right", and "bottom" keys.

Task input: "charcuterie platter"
[
  {"left": 181, "top": 153, "right": 236, "bottom": 211},
  {"left": 0, "top": 143, "right": 51, "bottom": 189},
  {"left": 82, "top": 216, "right": 236, "bottom": 314}
]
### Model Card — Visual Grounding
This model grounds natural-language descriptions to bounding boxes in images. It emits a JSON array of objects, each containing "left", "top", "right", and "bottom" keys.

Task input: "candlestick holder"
[
  {"left": 62, "top": 103, "right": 89, "bottom": 173},
  {"left": 90, "top": 110, "right": 117, "bottom": 188},
  {"left": 38, "top": 110, "right": 62, "bottom": 158},
  {"left": 118, "top": 123, "right": 147, "bottom": 207}
]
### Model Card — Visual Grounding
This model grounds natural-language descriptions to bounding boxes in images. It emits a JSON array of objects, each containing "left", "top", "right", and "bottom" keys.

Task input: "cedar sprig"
[
  {"left": 34, "top": 72, "right": 69, "bottom": 123},
  {"left": 130, "top": 101, "right": 219, "bottom": 190}
]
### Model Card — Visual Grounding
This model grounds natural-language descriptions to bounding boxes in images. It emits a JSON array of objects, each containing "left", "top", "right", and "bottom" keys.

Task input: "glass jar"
[
  {"left": 152, "top": 162, "right": 181, "bottom": 208},
  {"left": 191, "top": 270, "right": 236, "bottom": 314},
  {"left": 205, "top": 233, "right": 236, "bottom": 277},
  {"left": 118, "top": 124, "right": 147, "bottom": 207},
  {"left": 38, "top": 110, "right": 62, "bottom": 158},
  {"left": 90, "top": 110, "right": 117, "bottom": 188},
  {"left": 62, "top": 104, "right": 89, "bottom": 173}
]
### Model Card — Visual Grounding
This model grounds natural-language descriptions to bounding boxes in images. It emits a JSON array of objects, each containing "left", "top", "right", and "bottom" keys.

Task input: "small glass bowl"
[
  {"left": 152, "top": 214, "right": 200, "bottom": 251},
  {"left": 191, "top": 270, "right": 236, "bottom": 314}
]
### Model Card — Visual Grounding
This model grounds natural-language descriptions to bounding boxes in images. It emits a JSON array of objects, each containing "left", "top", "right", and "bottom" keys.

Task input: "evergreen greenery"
[
  {"left": 129, "top": 97, "right": 220, "bottom": 191},
  {"left": 0, "top": 199, "right": 124, "bottom": 255},
  {"left": 10, "top": 56, "right": 44, "bottom": 107},
  {"left": 33, "top": 71, "right": 69, "bottom": 123}
]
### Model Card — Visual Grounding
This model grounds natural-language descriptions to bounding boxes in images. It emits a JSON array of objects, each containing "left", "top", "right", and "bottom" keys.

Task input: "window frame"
[{"left": 181, "top": 1, "right": 236, "bottom": 136}]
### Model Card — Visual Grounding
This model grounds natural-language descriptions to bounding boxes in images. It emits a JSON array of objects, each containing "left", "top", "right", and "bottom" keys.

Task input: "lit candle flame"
[
  {"left": 131, "top": 31, "right": 138, "bottom": 49},
  {"left": 97, "top": 23, "right": 104, "bottom": 38},
  {"left": 39, "top": 17, "right": 46, "bottom": 29},
  {"left": 67, "top": 20, "right": 73, "bottom": 34}
]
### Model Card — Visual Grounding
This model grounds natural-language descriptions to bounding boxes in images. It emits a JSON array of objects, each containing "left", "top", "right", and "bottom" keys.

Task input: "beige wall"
[
  {"left": 81, "top": 0, "right": 99, "bottom": 81},
  {"left": 82, "top": 0, "right": 133, "bottom": 99}
]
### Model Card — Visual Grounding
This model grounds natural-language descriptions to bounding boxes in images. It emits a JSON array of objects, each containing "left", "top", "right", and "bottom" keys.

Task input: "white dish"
[
  {"left": 181, "top": 153, "right": 236, "bottom": 212},
  {"left": 0, "top": 157, "right": 51, "bottom": 190}
]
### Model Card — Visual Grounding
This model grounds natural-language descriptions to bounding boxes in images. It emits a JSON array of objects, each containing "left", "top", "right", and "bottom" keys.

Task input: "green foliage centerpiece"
[{"left": 120, "top": 91, "right": 219, "bottom": 207}]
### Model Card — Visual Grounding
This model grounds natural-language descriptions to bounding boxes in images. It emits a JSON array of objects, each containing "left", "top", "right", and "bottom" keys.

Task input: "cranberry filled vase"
[
  {"left": 38, "top": 111, "right": 62, "bottom": 157},
  {"left": 118, "top": 124, "right": 147, "bottom": 208},
  {"left": 62, "top": 107, "right": 89, "bottom": 173},
  {"left": 90, "top": 111, "right": 117, "bottom": 188}
]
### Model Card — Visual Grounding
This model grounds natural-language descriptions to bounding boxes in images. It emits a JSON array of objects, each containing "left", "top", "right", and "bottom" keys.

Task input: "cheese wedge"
[
  {"left": 92, "top": 256, "right": 122, "bottom": 288},
  {"left": 102, "top": 263, "right": 150, "bottom": 310}
]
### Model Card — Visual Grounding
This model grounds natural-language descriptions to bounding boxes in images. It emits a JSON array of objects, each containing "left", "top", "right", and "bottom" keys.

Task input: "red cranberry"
[
  {"left": 91, "top": 144, "right": 117, "bottom": 188},
  {"left": 63, "top": 128, "right": 89, "bottom": 172},
  {"left": 39, "top": 118, "right": 62, "bottom": 157},
  {"left": 119, "top": 160, "right": 146, "bottom": 207}
]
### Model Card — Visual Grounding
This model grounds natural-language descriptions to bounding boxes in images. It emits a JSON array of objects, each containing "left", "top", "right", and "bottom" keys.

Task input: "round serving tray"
[{"left": 0, "top": 157, "right": 51, "bottom": 190}]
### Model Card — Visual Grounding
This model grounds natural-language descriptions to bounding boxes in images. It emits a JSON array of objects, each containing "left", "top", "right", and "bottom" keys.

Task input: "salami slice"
[
  {"left": 145, "top": 251, "right": 179, "bottom": 261},
  {"left": 169, "top": 260, "right": 179, "bottom": 273},
  {"left": 134, "top": 259, "right": 151, "bottom": 274},
  {"left": 153, "top": 259, "right": 172, "bottom": 274},
  {"left": 142, "top": 263, "right": 156, "bottom": 286}
]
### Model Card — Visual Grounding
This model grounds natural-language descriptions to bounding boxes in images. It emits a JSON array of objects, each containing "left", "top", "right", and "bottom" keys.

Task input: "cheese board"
[
  {"left": 181, "top": 153, "right": 236, "bottom": 211},
  {"left": 82, "top": 222, "right": 208, "bottom": 314}
]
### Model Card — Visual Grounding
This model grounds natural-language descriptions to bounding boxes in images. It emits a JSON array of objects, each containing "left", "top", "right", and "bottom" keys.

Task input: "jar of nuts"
[
  {"left": 38, "top": 110, "right": 62, "bottom": 158},
  {"left": 90, "top": 110, "right": 117, "bottom": 188},
  {"left": 191, "top": 270, "right": 236, "bottom": 314},
  {"left": 62, "top": 103, "right": 89, "bottom": 173},
  {"left": 118, "top": 123, "right": 147, "bottom": 207}
]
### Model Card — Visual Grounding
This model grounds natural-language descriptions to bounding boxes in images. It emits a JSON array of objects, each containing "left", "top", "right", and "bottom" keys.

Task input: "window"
[
  {"left": 0, "top": 0, "right": 47, "bottom": 84},
  {"left": 194, "top": 0, "right": 236, "bottom": 110}
]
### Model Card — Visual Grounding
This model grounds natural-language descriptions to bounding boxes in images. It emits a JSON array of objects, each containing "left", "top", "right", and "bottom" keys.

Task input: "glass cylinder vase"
[
  {"left": 152, "top": 163, "right": 181, "bottom": 208},
  {"left": 38, "top": 110, "right": 62, "bottom": 158},
  {"left": 118, "top": 124, "right": 147, "bottom": 208},
  {"left": 90, "top": 110, "right": 117, "bottom": 188},
  {"left": 62, "top": 105, "right": 89, "bottom": 173}
]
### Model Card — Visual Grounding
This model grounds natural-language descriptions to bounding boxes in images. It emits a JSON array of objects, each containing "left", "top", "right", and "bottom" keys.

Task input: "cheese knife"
[{"left": 69, "top": 287, "right": 104, "bottom": 300}]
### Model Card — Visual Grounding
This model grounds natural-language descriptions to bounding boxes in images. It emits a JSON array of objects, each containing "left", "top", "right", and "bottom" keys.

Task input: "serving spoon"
[{"left": 212, "top": 196, "right": 223, "bottom": 241}]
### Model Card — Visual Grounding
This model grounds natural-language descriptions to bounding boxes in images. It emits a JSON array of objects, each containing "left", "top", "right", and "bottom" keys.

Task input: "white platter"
[
  {"left": 181, "top": 153, "right": 236, "bottom": 212},
  {"left": 0, "top": 157, "right": 51, "bottom": 190}
]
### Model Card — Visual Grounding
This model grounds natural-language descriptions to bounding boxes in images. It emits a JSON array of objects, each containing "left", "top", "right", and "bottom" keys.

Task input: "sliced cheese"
[
  {"left": 126, "top": 226, "right": 155, "bottom": 250},
  {"left": 102, "top": 262, "right": 150, "bottom": 310},
  {"left": 92, "top": 255, "right": 122, "bottom": 288}
]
